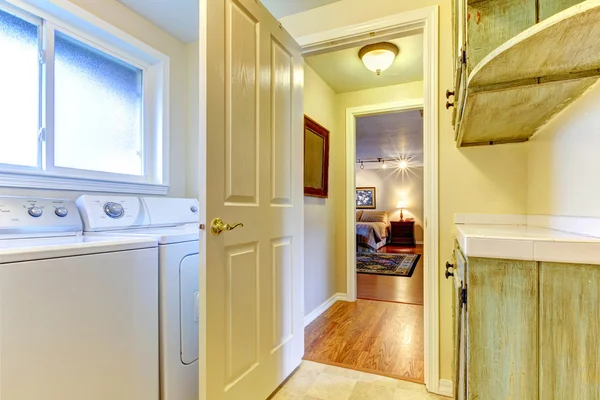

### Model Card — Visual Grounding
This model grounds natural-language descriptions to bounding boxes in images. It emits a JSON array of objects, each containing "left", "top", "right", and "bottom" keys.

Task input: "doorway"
[{"left": 299, "top": 5, "right": 440, "bottom": 392}]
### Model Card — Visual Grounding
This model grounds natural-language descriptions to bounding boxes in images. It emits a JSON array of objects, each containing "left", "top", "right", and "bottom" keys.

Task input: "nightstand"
[{"left": 390, "top": 220, "right": 415, "bottom": 246}]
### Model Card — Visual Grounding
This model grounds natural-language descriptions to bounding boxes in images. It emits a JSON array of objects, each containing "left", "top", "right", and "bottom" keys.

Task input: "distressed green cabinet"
[
  {"left": 453, "top": 249, "right": 600, "bottom": 399},
  {"left": 539, "top": 262, "right": 600, "bottom": 399}
]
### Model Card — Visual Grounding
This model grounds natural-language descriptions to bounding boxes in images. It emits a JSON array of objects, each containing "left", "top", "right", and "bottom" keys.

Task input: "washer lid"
[{"left": 0, "top": 235, "right": 157, "bottom": 264}]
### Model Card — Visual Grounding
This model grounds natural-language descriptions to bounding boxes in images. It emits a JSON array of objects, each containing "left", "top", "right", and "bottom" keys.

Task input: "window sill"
[{"left": 0, "top": 171, "right": 169, "bottom": 195}]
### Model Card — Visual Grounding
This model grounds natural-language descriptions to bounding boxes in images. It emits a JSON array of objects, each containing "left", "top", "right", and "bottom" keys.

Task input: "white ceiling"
[
  {"left": 305, "top": 34, "right": 424, "bottom": 93},
  {"left": 260, "top": 0, "right": 343, "bottom": 19},
  {"left": 117, "top": 0, "right": 199, "bottom": 43},
  {"left": 356, "top": 110, "right": 424, "bottom": 166}
]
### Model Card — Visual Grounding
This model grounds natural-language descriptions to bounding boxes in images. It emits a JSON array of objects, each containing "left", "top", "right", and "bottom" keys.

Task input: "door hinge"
[
  {"left": 38, "top": 127, "right": 46, "bottom": 142},
  {"left": 461, "top": 49, "right": 467, "bottom": 65},
  {"left": 461, "top": 285, "right": 468, "bottom": 309},
  {"left": 38, "top": 50, "right": 46, "bottom": 64}
]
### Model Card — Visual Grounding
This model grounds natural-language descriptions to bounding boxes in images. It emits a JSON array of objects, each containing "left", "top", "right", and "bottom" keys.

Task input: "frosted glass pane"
[
  {"left": 0, "top": 9, "right": 39, "bottom": 167},
  {"left": 54, "top": 31, "right": 143, "bottom": 176}
]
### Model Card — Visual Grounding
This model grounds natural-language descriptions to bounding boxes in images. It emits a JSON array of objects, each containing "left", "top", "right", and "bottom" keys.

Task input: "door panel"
[
  {"left": 225, "top": 0, "right": 259, "bottom": 205},
  {"left": 202, "top": 0, "right": 304, "bottom": 398},
  {"left": 225, "top": 243, "right": 259, "bottom": 386},
  {"left": 271, "top": 237, "right": 293, "bottom": 351},
  {"left": 270, "top": 39, "right": 293, "bottom": 205}
]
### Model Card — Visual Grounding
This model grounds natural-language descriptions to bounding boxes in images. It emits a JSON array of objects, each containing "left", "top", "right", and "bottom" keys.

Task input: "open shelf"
[{"left": 456, "top": 1, "right": 600, "bottom": 147}]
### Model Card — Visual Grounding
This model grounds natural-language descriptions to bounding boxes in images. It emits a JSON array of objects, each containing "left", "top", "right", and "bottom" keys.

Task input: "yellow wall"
[
  {"left": 0, "top": 0, "right": 188, "bottom": 199},
  {"left": 282, "top": 0, "right": 529, "bottom": 380},
  {"left": 304, "top": 64, "right": 339, "bottom": 315},
  {"left": 528, "top": 82, "right": 600, "bottom": 217}
]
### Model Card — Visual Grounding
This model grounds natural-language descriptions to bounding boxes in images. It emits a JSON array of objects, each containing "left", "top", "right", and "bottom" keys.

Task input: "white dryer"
[
  {"left": 0, "top": 196, "right": 159, "bottom": 400},
  {"left": 76, "top": 195, "right": 200, "bottom": 400}
]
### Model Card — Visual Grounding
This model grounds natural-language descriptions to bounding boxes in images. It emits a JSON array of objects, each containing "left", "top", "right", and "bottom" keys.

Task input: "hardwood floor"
[
  {"left": 357, "top": 245, "right": 424, "bottom": 304},
  {"left": 304, "top": 299, "right": 424, "bottom": 383}
]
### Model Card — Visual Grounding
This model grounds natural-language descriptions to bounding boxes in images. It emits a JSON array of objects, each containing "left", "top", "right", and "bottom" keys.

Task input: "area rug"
[{"left": 356, "top": 253, "right": 421, "bottom": 277}]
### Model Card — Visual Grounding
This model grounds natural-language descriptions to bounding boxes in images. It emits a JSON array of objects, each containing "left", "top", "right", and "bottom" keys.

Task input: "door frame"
[{"left": 296, "top": 6, "right": 441, "bottom": 395}]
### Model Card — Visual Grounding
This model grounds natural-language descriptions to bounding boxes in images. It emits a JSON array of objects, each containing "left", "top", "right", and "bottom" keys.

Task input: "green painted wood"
[
  {"left": 466, "top": 257, "right": 538, "bottom": 400},
  {"left": 467, "top": 0, "right": 535, "bottom": 74},
  {"left": 539, "top": 0, "right": 586, "bottom": 20},
  {"left": 540, "top": 262, "right": 600, "bottom": 399}
]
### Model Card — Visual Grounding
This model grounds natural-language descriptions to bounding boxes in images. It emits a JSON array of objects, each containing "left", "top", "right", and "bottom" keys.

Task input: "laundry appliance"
[
  {"left": 76, "top": 195, "right": 200, "bottom": 400},
  {"left": 0, "top": 196, "right": 159, "bottom": 400}
]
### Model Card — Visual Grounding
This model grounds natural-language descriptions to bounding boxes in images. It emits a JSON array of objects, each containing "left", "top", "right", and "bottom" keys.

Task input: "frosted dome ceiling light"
[{"left": 358, "top": 42, "right": 399, "bottom": 76}]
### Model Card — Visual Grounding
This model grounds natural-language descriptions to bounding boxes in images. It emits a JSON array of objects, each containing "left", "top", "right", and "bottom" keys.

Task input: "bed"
[{"left": 356, "top": 211, "right": 391, "bottom": 253}]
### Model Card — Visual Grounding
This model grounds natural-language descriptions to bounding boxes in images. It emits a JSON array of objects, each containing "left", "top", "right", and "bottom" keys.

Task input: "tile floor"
[{"left": 272, "top": 361, "right": 448, "bottom": 400}]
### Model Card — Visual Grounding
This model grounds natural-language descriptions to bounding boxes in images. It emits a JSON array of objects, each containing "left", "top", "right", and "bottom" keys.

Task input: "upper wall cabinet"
[{"left": 450, "top": 0, "right": 600, "bottom": 147}]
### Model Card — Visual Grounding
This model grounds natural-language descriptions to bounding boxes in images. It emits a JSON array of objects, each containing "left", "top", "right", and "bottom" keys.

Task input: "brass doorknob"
[{"left": 211, "top": 218, "right": 244, "bottom": 236}]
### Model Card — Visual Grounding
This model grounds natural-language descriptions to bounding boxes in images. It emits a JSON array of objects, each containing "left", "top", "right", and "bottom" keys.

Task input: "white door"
[{"left": 198, "top": 0, "right": 305, "bottom": 399}]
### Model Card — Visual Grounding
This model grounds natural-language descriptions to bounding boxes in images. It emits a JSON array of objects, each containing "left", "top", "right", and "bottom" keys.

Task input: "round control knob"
[
  {"left": 190, "top": 205, "right": 198, "bottom": 213},
  {"left": 55, "top": 207, "right": 68, "bottom": 218},
  {"left": 28, "top": 206, "right": 43, "bottom": 218},
  {"left": 103, "top": 202, "right": 124, "bottom": 219}
]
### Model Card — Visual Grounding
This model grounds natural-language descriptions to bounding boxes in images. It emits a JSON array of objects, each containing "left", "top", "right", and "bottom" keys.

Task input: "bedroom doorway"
[{"left": 355, "top": 109, "right": 425, "bottom": 306}]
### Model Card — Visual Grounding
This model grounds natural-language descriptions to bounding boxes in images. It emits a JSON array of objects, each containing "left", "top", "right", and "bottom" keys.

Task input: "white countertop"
[{"left": 455, "top": 223, "right": 600, "bottom": 264}]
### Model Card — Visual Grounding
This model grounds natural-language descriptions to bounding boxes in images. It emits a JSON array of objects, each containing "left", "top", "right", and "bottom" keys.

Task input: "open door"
[{"left": 198, "top": 0, "right": 305, "bottom": 399}]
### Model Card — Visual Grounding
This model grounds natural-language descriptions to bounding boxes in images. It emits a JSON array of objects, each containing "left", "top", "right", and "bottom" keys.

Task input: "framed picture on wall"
[
  {"left": 356, "top": 187, "right": 376, "bottom": 209},
  {"left": 304, "top": 115, "right": 330, "bottom": 198}
]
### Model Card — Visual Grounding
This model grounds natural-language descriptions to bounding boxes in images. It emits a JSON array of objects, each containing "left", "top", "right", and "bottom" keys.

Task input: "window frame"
[{"left": 0, "top": 0, "right": 170, "bottom": 195}]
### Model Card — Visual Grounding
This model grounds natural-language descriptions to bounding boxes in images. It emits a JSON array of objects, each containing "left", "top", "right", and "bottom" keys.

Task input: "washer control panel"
[
  {"left": 0, "top": 197, "right": 82, "bottom": 235},
  {"left": 76, "top": 195, "right": 150, "bottom": 232}
]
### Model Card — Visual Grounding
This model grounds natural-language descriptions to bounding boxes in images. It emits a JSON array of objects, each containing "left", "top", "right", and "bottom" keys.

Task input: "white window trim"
[{"left": 1, "top": 0, "right": 170, "bottom": 195}]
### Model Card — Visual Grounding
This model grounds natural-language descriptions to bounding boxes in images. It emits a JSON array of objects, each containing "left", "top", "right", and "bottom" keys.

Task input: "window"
[{"left": 0, "top": 2, "right": 169, "bottom": 193}]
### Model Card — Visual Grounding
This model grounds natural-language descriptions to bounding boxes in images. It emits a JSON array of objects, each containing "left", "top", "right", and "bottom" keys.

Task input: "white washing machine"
[
  {"left": 76, "top": 195, "right": 200, "bottom": 400},
  {"left": 0, "top": 196, "right": 159, "bottom": 400}
]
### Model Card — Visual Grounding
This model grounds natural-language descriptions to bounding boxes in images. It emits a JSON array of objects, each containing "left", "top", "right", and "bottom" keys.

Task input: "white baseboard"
[
  {"left": 304, "top": 292, "right": 347, "bottom": 327},
  {"left": 437, "top": 379, "right": 453, "bottom": 397}
]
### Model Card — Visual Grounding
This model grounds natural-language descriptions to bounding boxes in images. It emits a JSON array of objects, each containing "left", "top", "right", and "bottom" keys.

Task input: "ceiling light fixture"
[
  {"left": 398, "top": 159, "right": 409, "bottom": 170},
  {"left": 358, "top": 42, "right": 399, "bottom": 76}
]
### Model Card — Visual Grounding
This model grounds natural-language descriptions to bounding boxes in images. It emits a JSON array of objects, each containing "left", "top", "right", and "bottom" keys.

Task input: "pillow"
[
  {"left": 356, "top": 210, "right": 363, "bottom": 221},
  {"left": 360, "top": 211, "right": 388, "bottom": 224}
]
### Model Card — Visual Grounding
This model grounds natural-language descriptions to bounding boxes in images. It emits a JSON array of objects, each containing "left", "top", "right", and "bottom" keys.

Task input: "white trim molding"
[
  {"left": 304, "top": 293, "right": 347, "bottom": 327},
  {"left": 438, "top": 379, "right": 453, "bottom": 397},
  {"left": 298, "top": 5, "right": 441, "bottom": 395}
]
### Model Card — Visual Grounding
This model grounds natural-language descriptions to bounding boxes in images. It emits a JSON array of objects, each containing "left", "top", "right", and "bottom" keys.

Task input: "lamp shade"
[
  {"left": 397, "top": 200, "right": 407, "bottom": 209},
  {"left": 358, "top": 42, "right": 399, "bottom": 75}
]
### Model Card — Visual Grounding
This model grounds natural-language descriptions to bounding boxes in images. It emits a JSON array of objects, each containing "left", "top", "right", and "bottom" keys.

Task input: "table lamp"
[{"left": 397, "top": 200, "right": 407, "bottom": 221}]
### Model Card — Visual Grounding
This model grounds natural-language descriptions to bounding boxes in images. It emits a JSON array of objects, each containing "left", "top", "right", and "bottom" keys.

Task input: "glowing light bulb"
[{"left": 398, "top": 159, "right": 408, "bottom": 169}]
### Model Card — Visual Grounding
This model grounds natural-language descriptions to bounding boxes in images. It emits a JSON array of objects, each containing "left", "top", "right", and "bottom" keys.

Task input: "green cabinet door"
[
  {"left": 467, "top": 258, "right": 538, "bottom": 400},
  {"left": 540, "top": 262, "right": 600, "bottom": 399}
]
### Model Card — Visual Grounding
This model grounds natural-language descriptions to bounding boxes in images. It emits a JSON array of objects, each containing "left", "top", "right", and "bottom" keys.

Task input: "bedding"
[{"left": 356, "top": 220, "right": 390, "bottom": 252}]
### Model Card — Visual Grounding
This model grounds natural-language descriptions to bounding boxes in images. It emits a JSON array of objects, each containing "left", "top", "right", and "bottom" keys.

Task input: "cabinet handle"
[
  {"left": 446, "top": 89, "right": 455, "bottom": 99},
  {"left": 446, "top": 101, "right": 454, "bottom": 109},
  {"left": 445, "top": 262, "right": 454, "bottom": 279}
]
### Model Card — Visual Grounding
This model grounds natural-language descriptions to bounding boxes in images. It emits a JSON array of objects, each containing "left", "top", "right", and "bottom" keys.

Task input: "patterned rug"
[{"left": 356, "top": 253, "right": 421, "bottom": 277}]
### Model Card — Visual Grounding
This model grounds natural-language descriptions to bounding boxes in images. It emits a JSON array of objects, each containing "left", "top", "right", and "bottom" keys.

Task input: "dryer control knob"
[
  {"left": 55, "top": 207, "right": 68, "bottom": 217},
  {"left": 28, "top": 206, "right": 43, "bottom": 218},
  {"left": 103, "top": 202, "right": 124, "bottom": 219}
]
